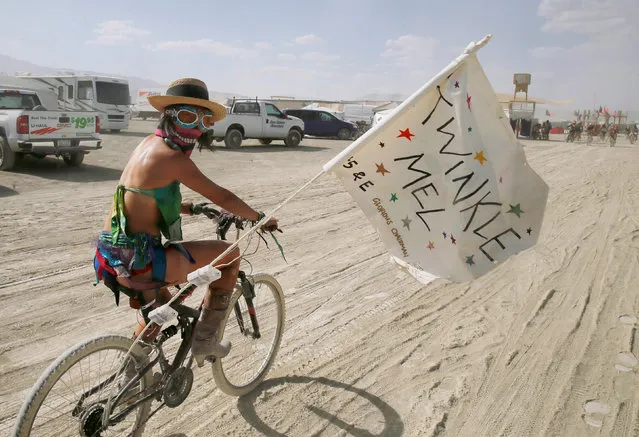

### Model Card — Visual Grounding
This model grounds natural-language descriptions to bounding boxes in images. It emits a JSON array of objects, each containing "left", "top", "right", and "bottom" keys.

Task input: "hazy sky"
[{"left": 0, "top": 0, "right": 636, "bottom": 109}]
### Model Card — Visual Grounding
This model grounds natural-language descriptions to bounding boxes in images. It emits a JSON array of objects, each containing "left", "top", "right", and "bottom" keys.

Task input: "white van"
[{"left": 343, "top": 104, "right": 375, "bottom": 124}]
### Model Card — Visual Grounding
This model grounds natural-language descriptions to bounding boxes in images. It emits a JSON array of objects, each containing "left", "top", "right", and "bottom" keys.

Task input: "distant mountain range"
[
  {"left": 0, "top": 54, "right": 249, "bottom": 102},
  {"left": 0, "top": 54, "right": 166, "bottom": 98},
  {"left": 0, "top": 54, "right": 406, "bottom": 104}
]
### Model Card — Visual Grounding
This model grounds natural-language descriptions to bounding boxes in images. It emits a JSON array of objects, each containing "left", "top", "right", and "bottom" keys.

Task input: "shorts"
[{"left": 93, "top": 231, "right": 195, "bottom": 306}]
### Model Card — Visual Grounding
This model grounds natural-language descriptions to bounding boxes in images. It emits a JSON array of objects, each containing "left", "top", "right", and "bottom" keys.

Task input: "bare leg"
[
  {"left": 128, "top": 240, "right": 241, "bottom": 347},
  {"left": 128, "top": 287, "right": 172, "bottom": 341},
  {"left": 166, "top": 240, "right": 241, "bottom": 364}
]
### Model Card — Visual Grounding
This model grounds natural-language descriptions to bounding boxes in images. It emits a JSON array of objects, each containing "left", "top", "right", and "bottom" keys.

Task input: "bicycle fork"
[{"left": 236, "top": 271, "right": 261, "bottom": 339}]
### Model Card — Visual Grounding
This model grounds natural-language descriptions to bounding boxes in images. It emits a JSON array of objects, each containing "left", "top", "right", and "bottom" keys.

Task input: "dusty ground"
[{"left": 1, "top": 120, "right": 639, "bottom": 436}]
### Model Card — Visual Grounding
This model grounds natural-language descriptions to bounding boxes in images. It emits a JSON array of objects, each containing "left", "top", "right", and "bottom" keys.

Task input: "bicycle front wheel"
[
  {"left": 13, "top": 335, "right": 152, "bottom": 437},
  {"left": 212, "top": 273, "right": 286, "bottom": 396}
]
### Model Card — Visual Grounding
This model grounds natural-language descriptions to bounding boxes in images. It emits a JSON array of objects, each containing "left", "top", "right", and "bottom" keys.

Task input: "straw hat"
[{"left": 147, "top": 78, "right": 227, "bottom": 122}]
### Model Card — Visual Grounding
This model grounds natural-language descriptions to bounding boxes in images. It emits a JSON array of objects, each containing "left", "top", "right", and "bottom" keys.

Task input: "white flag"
[{"left": 323, "top": 36, "right": 548, "bottom": 283}]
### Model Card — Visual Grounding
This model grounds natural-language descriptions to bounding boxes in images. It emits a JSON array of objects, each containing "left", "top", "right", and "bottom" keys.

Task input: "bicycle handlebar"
[
  {"left": 191, "top": 202, "right": 282, "bottom": 241},
  {"left": 190, "top": 202, "right": 247, "bottom": 241}
]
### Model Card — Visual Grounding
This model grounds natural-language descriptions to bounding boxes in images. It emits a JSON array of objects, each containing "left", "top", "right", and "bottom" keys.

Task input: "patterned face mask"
[{"left": 166, "top": 105, "right": 215, "bottom": 130}]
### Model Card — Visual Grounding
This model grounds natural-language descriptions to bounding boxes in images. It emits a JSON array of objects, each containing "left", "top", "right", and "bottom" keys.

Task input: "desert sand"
[{"left": 1, "top": 120, "right": 638, "bottom": 436}]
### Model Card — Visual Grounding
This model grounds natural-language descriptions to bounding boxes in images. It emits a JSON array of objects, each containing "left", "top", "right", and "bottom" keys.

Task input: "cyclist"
[{"left": 93, "top": 78, "right": 278, "bottom": 365}]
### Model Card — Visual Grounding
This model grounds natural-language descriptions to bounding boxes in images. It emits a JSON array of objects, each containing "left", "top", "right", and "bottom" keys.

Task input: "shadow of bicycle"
[{"left": 236, "top": 375, "right": 405, "bottom": 436}]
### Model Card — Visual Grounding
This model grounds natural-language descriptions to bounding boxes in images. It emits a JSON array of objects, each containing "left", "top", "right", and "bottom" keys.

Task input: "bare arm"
[{"left": 176, "top": 157, "right": 260, "bottom": 221}]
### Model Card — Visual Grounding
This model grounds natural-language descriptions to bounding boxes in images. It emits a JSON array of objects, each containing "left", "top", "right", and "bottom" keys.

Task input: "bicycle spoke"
[{"left": 20, "top": 337, "right": 151, "bottom": 437}]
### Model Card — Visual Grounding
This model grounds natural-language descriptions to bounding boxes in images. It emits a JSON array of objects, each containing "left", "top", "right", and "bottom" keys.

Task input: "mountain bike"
[{"left": 13, "top": 205, "right": 286, "bottom": 436}]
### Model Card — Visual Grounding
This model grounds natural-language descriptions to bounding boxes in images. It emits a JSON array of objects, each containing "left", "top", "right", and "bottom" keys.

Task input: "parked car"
[
  {"left": 213, "top": 99, "right": 304, "bottom": 148},
  {"left": 0, "top": 88, "right": 101, "bottom": 170},
  {"left": 282, "top": 109, "right": 357, "bottom": 140}
]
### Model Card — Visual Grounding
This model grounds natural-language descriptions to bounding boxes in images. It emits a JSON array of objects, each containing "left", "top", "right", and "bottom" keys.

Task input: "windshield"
[
  {"left": 0, "top": 92, "right": 41, "bottom": 110},
  {"left": 96, "top": 81, "right": 130, "bottom": 105},
  {"left": 265, "top": 103, "right": 283, "bottom": 117}
]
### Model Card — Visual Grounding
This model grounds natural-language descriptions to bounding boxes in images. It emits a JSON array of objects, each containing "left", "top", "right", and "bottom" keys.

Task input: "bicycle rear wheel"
[
  {"left": 13, "top": 335, "right": 152, "bottom": 437},
  {"left": 212, "top": 273, "right": 285, "bottom": 396}
]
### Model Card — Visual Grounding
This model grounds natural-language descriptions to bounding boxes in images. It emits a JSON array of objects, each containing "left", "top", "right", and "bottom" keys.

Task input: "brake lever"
[
  {"left": 191, "top": 202, "right": 212, "bottom": 216},
  {"left": 202, "top": 210, "right": 219, "bottom": 220},
  {"left": 234, "top": 217, "right": 245, "bottom": 230}
]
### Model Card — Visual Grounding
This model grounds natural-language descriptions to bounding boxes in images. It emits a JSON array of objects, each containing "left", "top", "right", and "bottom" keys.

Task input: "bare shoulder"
[{"left": 123, "top": 136, "right": 184, "bottom": 187}]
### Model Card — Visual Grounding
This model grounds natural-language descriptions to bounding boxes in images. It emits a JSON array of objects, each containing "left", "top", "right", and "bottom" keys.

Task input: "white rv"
[{"left": 11, "top": 74, "right": 131, "bottom": 131}]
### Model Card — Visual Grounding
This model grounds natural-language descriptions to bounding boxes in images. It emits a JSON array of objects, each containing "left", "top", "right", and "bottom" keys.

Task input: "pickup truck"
[
  {"left": 0, "top": 88, "right": 101, "bottom": 170},
  {"left": 213, "top": 99, "right": 305, "bottom": 148}
]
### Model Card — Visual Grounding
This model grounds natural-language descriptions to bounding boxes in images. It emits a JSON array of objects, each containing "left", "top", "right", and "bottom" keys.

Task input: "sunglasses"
[{"left": 167, "top": 105, "right": 215, "bottom": 130}]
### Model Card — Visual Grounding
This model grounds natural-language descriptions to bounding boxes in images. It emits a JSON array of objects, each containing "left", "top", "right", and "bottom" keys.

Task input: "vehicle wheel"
[
  {"left": 13, "top": 335, "right": 152, "bottom": 437},
  {"left": 63, "top": 152, "right": 85, "bottom": 167},
  {"left": 258, "top": 139, "right": 272, "bottom": 145},
  {"left": 224, "top": 129, "right": 243, "bottom": 149},
  {"left": 337, "top": 128, "right": 351, "bottom": 140},
  {"left": 0, "top": 137, "right": 16, "bottom": 171},
  {"left": 284, "top": 129, "right": 302, "bottom": 147},
  {"left": 212, "top": 273, "right": 286, "bottom": 396}
]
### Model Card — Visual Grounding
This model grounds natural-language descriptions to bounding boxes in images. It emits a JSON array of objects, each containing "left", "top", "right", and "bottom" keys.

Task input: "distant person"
[{"left": 92, "top": 78, "right": 279, "bottom": 366}]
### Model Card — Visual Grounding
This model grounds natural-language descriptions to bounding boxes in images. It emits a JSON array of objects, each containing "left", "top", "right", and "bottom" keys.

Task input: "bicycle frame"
[{"left": 77, "top": 269, "right": 263, "bottom": 430}]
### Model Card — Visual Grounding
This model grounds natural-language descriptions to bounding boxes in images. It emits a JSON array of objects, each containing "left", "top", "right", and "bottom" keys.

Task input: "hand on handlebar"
[
  {"left": 190, "top": 202, "right": 281, "bottom": 233},
  {"left": 261, "top": 217, "right": 280, "bottom": 233},
  {"left": 191, "top": 202, "right": 219, "bottom": 219}
]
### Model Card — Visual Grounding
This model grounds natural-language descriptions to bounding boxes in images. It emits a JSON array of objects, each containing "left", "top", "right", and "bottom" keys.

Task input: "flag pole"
[{"left": 322, "top": 34, "right": 492, "bottom": 173}]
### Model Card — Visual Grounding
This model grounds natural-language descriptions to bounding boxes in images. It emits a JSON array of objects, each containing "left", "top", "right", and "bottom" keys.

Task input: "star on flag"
[
  {"left": 474, "top": 150, "right": 487, "bottom": 165},
  {"left": 402, "top": 216, "right": 412, "bottom": 230},
  {"left": 397, "top": 128, "right": 415, "bottom": 141},
  {"left": 375, "top": 163, "right": 390, "bottom": 176},
  {"left": 507, "top": 203, "right": 524, "bottom": 218}
]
